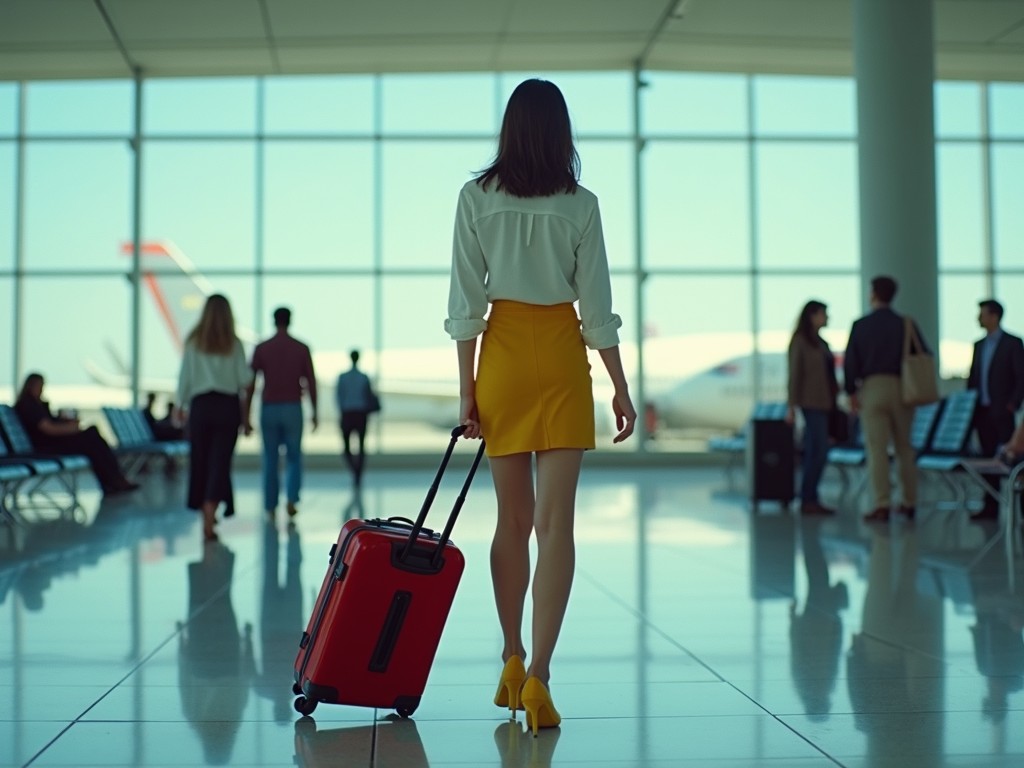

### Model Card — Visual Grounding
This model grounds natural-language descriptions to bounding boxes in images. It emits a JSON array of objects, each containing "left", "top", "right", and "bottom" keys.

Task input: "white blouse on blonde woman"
[
  {"left": 176, "top": 338, "right": 253, "bottom": 406},
  {"left": 445, "top": 179, "right": 622, "bottom": 350}
]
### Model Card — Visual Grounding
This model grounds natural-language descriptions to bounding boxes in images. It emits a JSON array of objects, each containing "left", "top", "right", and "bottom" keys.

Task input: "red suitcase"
[{"left": 292, "top": 426, "right": 485, "bottom": 718}]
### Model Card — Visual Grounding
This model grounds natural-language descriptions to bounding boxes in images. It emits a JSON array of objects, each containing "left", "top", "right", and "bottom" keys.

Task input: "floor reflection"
[
  {"left": 8, "top": 468, "right": 1024, "bottom": 766},
  {"left": 790, "top": 518, "right": 847, "bottom": 719},
  {"left": 256, "top": 519, "right": 304, "bottom": 723},
  {"left": 178, "top": 542, "right": 254, "bottom": 765},
  {"left": 848, "top": 527, "right": 944, "bottom": 765}
]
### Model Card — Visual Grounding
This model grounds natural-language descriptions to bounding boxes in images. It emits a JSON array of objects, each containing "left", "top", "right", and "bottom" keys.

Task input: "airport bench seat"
[
  {"left": 103, "top": 407, "right": 189, "bottom": 477},
  {"left": 0, "top": 404, "right": 88, "bottom": 513}
]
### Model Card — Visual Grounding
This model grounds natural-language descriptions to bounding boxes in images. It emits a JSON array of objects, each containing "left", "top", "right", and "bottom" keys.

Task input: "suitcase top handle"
[{"left": 401, "top": 425, "right": 486, "bottom": 567}]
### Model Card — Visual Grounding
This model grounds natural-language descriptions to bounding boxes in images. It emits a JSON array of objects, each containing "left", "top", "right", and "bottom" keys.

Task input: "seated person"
[
  {"left": 13, "top": 372, "right": 139, "bottom": 496},
  {"left": 143, "top": 392, "right": 185, "bottom": 441},
  {"left": 998, "top": 421, "right": 1024, "bottom": 466}
]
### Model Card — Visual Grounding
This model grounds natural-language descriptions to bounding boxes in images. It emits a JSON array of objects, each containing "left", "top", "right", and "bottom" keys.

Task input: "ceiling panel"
[
  {"left": 105, "top": 0, "right": 267, "bottom": 42},
  {"left": 0, "top": 0, "right": 1020, "bottom": 81},
  {"left": 0, "top": 0, "right": 114, "bottom": 44}
]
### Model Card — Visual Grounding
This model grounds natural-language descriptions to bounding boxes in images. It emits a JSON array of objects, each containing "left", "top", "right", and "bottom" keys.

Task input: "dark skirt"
[{"left": 187, "top": 392, "right": 240, "bottom": 515}]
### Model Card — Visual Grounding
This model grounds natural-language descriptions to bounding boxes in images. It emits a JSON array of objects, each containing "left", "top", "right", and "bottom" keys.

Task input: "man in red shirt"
[{"left": 246, "top": 307, "right": 318, "bottom": 517}]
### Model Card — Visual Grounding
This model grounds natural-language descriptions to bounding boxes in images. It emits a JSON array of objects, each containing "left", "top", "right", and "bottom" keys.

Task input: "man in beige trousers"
[{"left": 844, "top": 276, "right": 930, "bottom": 523}]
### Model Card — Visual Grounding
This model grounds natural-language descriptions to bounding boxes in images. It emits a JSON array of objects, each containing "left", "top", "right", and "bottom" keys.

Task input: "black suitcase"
[{"left": 747, "top": 404, "right": 795, "bottom": 508}]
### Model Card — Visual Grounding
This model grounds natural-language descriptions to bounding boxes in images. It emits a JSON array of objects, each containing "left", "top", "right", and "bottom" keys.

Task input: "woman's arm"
[
  {"left": 456, "top": 338, "right": 480, "bottom": 439},
  {"left": 597, "top": 345, "right": 636, "bottom": 443},
  {"left": 36, "top": 417, "right": 80, "bottom": 437}
]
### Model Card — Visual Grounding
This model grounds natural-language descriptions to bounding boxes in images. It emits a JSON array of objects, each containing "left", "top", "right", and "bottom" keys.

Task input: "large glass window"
[
  {"left": 936, "top": 143, "right": 986, "bottom": 270},
  {"left": 25, "top": 80, "right": 132, "bottom": 136},
  {"left": 4, "top": 70, "right": 1021, "bottom": 455},
  {"left": 990, "top": 82, "right": 1024, "bottom": 139},
  {"left": 753, "top": 76, "right": 855, "bottom": 137},
  {"left": 992, "top": 145, "right": 1024, "bottom": 269},
  {"left": 643, "top": 73, "right": 747, "bottom": 136},
  {"left": 935, "top": 81, "right": 983, "bottom": 138},
  {"left": 142, "top": 141, "right": 256, "bottom": 270},
  {"left": 643, "top": 141, "right": 750, "bottom": 270},
  {"left": 0, "top": 277, "right": 11, "bottom": 391},
  {"left": 263, "top": 76, "right": 375, "bottom": 135},
  {"left": 757, "top": 275, "right": 860, "bottom": 349},
  {"left": 0, "top": 83, "right": 18, "bottom": 136},
  {"left": 939, "top": 275, "right": 987, "bottom": 380},
  {"left": 0, "top": 143, "right": 14, "bottom": 270},
  {"left": 23, "top": 142, "right": 132, "bottom": 271},
  {"left": 262, "top": 141, "right": 375, "bottom": 270},
  {"left": 756, "top": 142, "right": 858, "bottom": 270},
  {"left": 578, "top": 139, "right": 634, "bottom": 270},
  {"left": 383, "top": 73, "right": 496, "bottom": 135},
  {"left": 21, "top": 277, "right": 130, "bottom": 389},
  {"left": 144, "top": 78, "right": 257, "bottom": 135},
  {"left": 380, "top": 141, "right": 491, "bottom": 269}
]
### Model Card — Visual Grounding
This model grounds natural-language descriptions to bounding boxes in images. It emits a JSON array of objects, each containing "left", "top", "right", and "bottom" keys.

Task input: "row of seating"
[
  {"left": 710, "top": 390, "right": 985, "bottom": 504},
  {"left": 102, "top": 407, "right": 189, "bottom": 476},
  {"left": 0, "top": 405, "right": 190, "bottom": 525},
  {"left": 0, "top": 404, "right": 90, "bottom": 524}
]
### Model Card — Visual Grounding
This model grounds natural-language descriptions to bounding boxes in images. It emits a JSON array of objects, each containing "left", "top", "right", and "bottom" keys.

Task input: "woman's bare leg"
[
  {"left": 489, "top": 453, "right": 534, "bottom": 662},
  {"left": 201, "top": 500, "right": 218, "bottom": 539},
  {"left": 527, "top": 448, "right": 583, "bottom": 684}
]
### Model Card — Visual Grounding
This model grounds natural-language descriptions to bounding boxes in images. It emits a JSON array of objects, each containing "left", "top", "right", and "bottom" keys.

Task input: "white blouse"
[
  {"left": 445, "top": 179, "right": 622, "bottom": 350},
  {"left": 176, "top": 338, "right": 253, "bottom": 405}
]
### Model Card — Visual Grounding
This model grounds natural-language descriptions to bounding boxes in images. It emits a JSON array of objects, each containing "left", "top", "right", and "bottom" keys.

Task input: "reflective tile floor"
[{"left": 3, "top": 461, "right": 1024, "bottom": 767}]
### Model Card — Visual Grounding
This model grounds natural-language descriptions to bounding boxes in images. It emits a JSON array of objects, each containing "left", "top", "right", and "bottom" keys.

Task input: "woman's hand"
[
  {"left": 172, "top": 407, "right": 188, "bottom": 428},
  {"left": 459, "top": 395, "right": 481, "bottom": 439},
  {"left": 611, "top": 390, "right": 637, "bottom": 443},
  {"left": 785, "top": 405, "right": 795, "bottom": 425}
]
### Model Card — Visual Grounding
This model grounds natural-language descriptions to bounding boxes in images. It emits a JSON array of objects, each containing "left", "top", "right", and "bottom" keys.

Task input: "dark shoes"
[
  {"left": 104, "top": 478, "right": 140, "bottom": 497},
  {"left": 863, "top": 507, "right": 890, "bottom": 523},
  {"left": 863, "top": 505, "right": 915, "bottom": 523},
  {"left": 800, "top": 501, "right": 836, "bottom": 516},
  {"left": 971, "top": 507, "right": 1000, "bottom": 522}
]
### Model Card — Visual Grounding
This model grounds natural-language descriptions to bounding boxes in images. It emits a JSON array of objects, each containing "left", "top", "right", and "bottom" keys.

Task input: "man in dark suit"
[
  {"left": 967, "top": 299, "right": 1024, "bottom": 519},
  {"left": 845, "top": 276, "right": 930, "bottom": 523}
]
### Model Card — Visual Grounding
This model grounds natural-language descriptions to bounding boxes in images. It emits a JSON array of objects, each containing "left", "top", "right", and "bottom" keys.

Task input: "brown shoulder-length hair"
[
  {"left": 475, "top": 78, "right": 580, "bottom": 198},
  {"left": 187, "top": 294, "right": 237, "bottom": 355},
  {"left": 793, "top": 300, "right": 827, "bottom": 346}
]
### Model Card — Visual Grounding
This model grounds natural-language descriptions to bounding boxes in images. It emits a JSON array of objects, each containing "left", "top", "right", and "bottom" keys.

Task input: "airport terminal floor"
[{"left": 3, "top": 460, "right": 1024, "bottom": 767}]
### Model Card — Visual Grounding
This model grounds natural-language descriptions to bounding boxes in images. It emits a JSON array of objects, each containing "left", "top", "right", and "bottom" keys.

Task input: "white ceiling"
[{"left": 0, "top": 0, "right": 1022, "bottom": 82}]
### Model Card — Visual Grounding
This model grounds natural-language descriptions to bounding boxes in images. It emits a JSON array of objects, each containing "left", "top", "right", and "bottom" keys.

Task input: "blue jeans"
[
  {"left": 800, "top": 408, "right": 829, "bottom": 504},
  {"left": 261, "top": 402, "right": 304, "bottom": 511}
]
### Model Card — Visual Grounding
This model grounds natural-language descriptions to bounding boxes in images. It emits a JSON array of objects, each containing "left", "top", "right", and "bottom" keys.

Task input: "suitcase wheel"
[
  {"left": 292, "top": 682, "right": 303, "bottom": 696},
  {"left": 294, "top": 696, "right": 318, "bottom": 716},
  {"left": 396, "top": 705, "right": 416, "bottom": 719}
]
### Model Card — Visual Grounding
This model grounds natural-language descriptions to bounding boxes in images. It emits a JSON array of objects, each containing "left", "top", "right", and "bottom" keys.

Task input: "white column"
[{"left": 854, "top": 0, "right": 939, "bottom": 353}]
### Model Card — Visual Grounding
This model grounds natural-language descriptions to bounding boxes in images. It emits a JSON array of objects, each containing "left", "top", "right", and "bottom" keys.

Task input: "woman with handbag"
[{"left": 786, "top": 299, "right": 840, "bottom": 516}]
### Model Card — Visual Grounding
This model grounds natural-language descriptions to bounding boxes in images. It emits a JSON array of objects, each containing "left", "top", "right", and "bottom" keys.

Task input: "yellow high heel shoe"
[
  {"left": 494, "top": 655, "right": 527, "bottom": 712},
  {"left": 521, "top": 676, "right": 561, "bottom": 737}
]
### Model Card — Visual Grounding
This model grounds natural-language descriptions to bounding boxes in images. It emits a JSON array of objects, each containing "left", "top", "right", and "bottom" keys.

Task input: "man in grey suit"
[{"left": 967, "top": 299, "right": 1024, "bottom": 519}]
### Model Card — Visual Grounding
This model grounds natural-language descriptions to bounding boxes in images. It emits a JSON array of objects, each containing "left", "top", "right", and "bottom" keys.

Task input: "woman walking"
[
  {"left": 175, "top": 294, "right": 253, "bottom": 541},
  {"left": 446, "top": 78, "right": 636, "bottom": 735}
]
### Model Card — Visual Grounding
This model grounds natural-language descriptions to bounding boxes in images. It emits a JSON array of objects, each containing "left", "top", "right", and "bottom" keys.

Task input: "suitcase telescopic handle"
[{"left": 401, "top": 425, "right": 486, "bottom": 565}]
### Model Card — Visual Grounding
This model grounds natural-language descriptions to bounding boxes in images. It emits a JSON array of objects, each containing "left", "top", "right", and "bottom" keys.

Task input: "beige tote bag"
[{"left": 901, "top": 316, "right": 939, "bottom": 405}]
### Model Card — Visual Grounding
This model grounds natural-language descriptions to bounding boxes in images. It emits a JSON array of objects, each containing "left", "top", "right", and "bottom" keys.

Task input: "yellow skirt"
[{"left": 476, "top": 300, "right": 595, "bottom": 457}]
